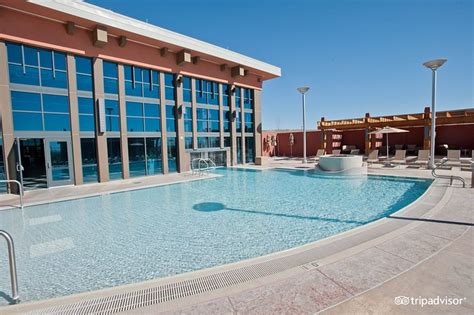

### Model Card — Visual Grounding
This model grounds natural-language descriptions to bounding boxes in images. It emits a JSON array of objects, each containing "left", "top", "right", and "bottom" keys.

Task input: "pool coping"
[{"left": 0, "top": 170, "right": 453, "bottom": 313}]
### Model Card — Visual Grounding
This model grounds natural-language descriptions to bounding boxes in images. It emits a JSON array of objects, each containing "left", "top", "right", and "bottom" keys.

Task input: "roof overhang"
[{"left": 22, "top": 0, "right": 281, "bottom": 80}]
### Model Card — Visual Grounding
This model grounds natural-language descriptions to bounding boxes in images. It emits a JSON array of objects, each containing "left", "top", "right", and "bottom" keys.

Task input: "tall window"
[
  {"left": 244, "top": 112, "right": 254, "bottom": 133},
  {"left": 107, "top": 138, "right": 122, "bottom": 180},
  {"left": 81, "top": 138, "right": 98, "bottom": 183},
  {"left": 7, "top": 43, "right": 70, "bottom": 132},
  {"left": 103, "top": 61, "right": 118, "bottom": 94},
  {"left": 243, "top": 88, "right": 254, "bottom": 109},
  {"left": 126, "top": 102, "right": 160, "bottom": 132},
  {"left": 11, "top": 91, "right": 70, "bottom": 131},
  {"left": 245, "top": 137, "right": 255, "bottom": 163},
  {"left": 195, "top": 79, "right": 218, "bottom": 105},
  {"left": 7, "top": 43, "right": 67, "bottom": 88},
  {"left": 128, "top": 137, "right": 162, "bottom": 177},
  {"left": 222, "top": 84, "right": 230, "bottom": 107},
  {"left": 167, "top": 137, "right": 177, "bottom": 172},
  {"left": 183, "top": 76, "right": 192, "bottom": 102},
  {"left": 75, "top": 56, "right": 93, "bottom": 92},
  {"left": 78, "top": 97, "right": 95, "bottom": 132},
  {"left": 105, "top": 99, "right": 120, "bottom": 132},
  {"left": 197, "top": 108, "right": 219, "bottom": 132},
  {"left": 166, "top": 105, "right": 176, "bottom": 132},
  {"left": 164, "top": 73, "right": 175, "bottom": 100},
  {"left": 124, "top": 65, "right": 159, "bottom": 98}
]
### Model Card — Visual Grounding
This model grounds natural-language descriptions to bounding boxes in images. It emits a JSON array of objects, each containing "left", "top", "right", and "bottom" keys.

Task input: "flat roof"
[{"left": 26, "top": 0, "right": 281, "bottom": 79}]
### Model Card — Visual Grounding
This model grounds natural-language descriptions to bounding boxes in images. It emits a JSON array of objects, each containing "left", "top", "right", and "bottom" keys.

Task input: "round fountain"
[{"left": 315, "top": 154, "right": 367, "bottom": 175}]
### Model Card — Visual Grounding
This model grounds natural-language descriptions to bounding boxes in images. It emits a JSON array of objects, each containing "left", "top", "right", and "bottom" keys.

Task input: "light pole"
[
  {"left": 297, "top": 87, "right": 310, "bottom": 163},
  {"left": 423, "top": 59, "right": 447, "bottom": 169}
]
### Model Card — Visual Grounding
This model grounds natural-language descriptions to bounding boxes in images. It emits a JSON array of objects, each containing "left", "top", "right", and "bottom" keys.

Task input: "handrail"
[
  {"left": 191, "top": 158, "right": 216, "bottom": 176},
  {"left": 0, "top": 180, "right": 24, "bottom": 209},
  {"left": 0, "top": 230, "right": 20, "bottom": 304},
  {"left": 431, "top": 158, "right": 466, "bottom": 188}
]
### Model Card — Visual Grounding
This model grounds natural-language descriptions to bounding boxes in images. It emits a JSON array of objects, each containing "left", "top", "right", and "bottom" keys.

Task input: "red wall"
[
  {"left": 437, "top": 124, "right": 474, "bottom": 150},
  {"left": 263, "top": 124, "right": 474, "bottom": 157},
  {"left": 262, "top": 131, "right": 321, "bottom": 157}
]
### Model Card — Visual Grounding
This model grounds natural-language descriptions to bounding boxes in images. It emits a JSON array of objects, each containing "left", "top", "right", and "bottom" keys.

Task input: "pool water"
[{"left": 0, "top": 168, "right": 431, "bottom": 304}]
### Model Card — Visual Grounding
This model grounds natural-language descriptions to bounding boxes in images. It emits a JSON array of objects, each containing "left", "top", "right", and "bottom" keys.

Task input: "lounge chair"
[
  {"left": 350, "top": 149, "right": 360, "bottom": 155},
  {"left": 406, "top": 144, "right": 417, "bottom": 155},
  {"left": 411, "top": 149, "right": 429, "bottom": 168},
  {"left": 314, "top": 149, "right": 326, "bottom": 161},
  {"left": 342, "top": 145, "right": 356, "bottom": 154},
  {"left": 332, "top": 149, "right": 341, "bottom": 155},
  {"left": 390, "top": 150, "right": 406, "bottom": 165},
  {"left": 446, "top": 150, "right": 461, "bottom": 167},
  {"left": 366, "top": 150, "right": 379, "bottom": 165},
  {"left": 395, "top": 144, "right": 404, "bottom": 151}
]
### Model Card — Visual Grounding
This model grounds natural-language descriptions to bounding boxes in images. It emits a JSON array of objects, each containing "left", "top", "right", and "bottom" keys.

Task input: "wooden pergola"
[{"left": 318, "top": 107, "right": 474, "bottom": 153}]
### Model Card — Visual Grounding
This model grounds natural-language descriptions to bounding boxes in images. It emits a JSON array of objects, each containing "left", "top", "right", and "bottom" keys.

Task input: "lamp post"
[
  {"left": 423, "top": 59, "right": 447, "bottom": 169},
  {"left": 297, "top": 87, "right": 310, "bottom": 163}
]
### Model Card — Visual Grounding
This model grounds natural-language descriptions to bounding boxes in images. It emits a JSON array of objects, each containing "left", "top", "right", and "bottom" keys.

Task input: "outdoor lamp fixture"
[
  {"left": 297, "top": 86, "right": 310, "bottom": 163},
  {"left": 423, "top": 58, "right": 447, "bottom": 169},
  {"left": 175, "top": 104, "right": 184, "bottom": 118}
]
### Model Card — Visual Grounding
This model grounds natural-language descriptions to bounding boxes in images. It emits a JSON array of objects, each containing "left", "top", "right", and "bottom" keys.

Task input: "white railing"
[
  {"left": 191, "top": 158, "right": 216, "bottom": 176},
  {"left": 0, "top": 180, "right": 24, "bottom": 209}
]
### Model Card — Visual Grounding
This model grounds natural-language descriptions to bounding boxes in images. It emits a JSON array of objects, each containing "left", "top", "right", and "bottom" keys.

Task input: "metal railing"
[
  {"left": 0, "top": 230, "right": 20, "bottom": 304},
  {"left": 0, "top": 180, "right": 24, "bottom": 209},
  {"left": 431, "top": 158, "right": 466, "bottom": 188},
  {"left": 191, "top": 158, "right": 216, "bottom": 176}
]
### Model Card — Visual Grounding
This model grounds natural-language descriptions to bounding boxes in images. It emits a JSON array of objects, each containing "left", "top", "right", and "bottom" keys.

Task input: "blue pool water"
[{"left": 0, "top": 168, "right": 431, "bottom": 304}]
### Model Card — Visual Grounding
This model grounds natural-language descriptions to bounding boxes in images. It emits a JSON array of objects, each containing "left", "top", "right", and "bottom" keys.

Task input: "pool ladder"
[
  {"left": 191, "top": 158, "right": 216, "bottom": 176},
  {"left": 0, "top": 230, "right": 20, "bottom": 304},
  {"left": 431, "top": 158, "right": 466, "bottom": 188}
]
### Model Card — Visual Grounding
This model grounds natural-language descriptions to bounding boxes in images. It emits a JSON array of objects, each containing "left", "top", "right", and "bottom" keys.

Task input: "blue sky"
[{"left": 87, "top": 0, "right": 473, "bottom": 130}]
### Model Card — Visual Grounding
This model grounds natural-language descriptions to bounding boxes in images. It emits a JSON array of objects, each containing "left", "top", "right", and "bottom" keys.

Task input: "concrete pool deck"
[{"left": 0, "top": 159, "right": 472, "bottom": 314}]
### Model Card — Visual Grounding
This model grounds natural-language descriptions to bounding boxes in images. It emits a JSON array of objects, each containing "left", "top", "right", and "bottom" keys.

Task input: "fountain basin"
[{"left": 316, "top": 154, "right": 366, "bottom": 175}]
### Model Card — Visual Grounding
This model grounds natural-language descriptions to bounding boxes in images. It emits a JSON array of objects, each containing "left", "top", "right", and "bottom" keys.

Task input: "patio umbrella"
[{"left": 369, "top": 127, "right": 409, "bottom": 162}]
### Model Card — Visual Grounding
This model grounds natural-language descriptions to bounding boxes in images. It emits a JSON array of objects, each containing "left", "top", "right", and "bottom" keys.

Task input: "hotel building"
[{"left": 0, "top": 0, "right": 280, "bottom": 190}]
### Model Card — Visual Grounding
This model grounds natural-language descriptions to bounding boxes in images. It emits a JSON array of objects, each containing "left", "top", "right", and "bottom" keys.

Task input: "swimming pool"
[{"left": 0, "top": 168, "right": 431, "bottom": 305}]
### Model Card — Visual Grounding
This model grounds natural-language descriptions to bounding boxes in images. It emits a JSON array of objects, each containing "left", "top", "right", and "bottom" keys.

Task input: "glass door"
[{"left": 44, "top": 139, "right": 74, "bottom": 187}]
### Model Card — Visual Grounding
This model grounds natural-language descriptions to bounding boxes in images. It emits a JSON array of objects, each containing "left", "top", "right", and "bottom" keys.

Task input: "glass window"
[
  {"left": 243, "top": 88, "right": 254, "bottom": 109},
  {"left": 103, "top": 61, "right": 118, "bottom": 94},
  {"left": 166, "top": 105, "right": 176, "bottom": 132},
  {"left": 184, "top": 106, "right": 192, "bottom": 132},
  {"left": 222, "top": 84, "right": 229, "bottom": 107},
  {"left": 224, "top": 136, "right": 231, "bottom": 147},
  {"left": 78, "top": 97, "right": 94, "bottom": 114},
  {"left": 165, "top": 73, "right": 175, "bottom": 100},
  {"left": 43, "top": 94, "right": 69, "bottom": 113},
  {"left": 105, "top": 100, "right": 120, "bottom": 132},
  {"left": 124, "top": 65, "right": 159, "bottom": 98},
  {"left": 245, "top": 136, "right": 255, "bottom": 163},
  {"left": 194, "top": 79, "right": 220, "bottom": 105},
  {"left": 185, "top": 137, "right": 193, "bottom": 149},
  {"left": 167, "top": 137, "right": 177, "bottom": 172},
  {"left": 127, "top": 117, "right": 144, "bottom": 132},
  {"left": 196, "top": 108, "right": 219, "bottom": 132},
  {"left": 183, "top": 76, "right": 192, "bottom": 102},
  {"left": 76, "top": 56, "right": 93, "bottom": 91},
  {"left": 245, "top": 112, "right": 254, "bottom": 132},
  {"left": 11, "top": 91, "right": 41, "bottom": 111},
  {"left": 6, "top": 43, "right": 22, "bottom": 64},
  {"left": 8, "top": 64, "right": 40, "bottom": 86},
  {"left": 126, "top": 101, "right": 143, "bottom": 117},
  {"left": 44, "top": 113, "right": 70, "bottom": 131},
  {"left": 12, "top": 112, "right": 43, "bottom": 131},
  {"left": 146, "top": 138, "right": 162, "bottom": 175},
  {"left": 81, "top": 138, "right": 98, "bottom": 183},
  {"left": 224, "top": 110, "right": 231, "bottom": 132},
  {"left": 145, "top": 118, "right": 160, "bottom": 132},
  {"left": 7, "top": 43, "right": 68, "bottom": 88},
  {"left": 107, "top": 138, "right": 122, "bottom": 180},
  {"left": 128, "top": 138, "right": 146, "bottom": 177},
  {"left": 78, "top": 97, "right": 95, "bottom": 132}
]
